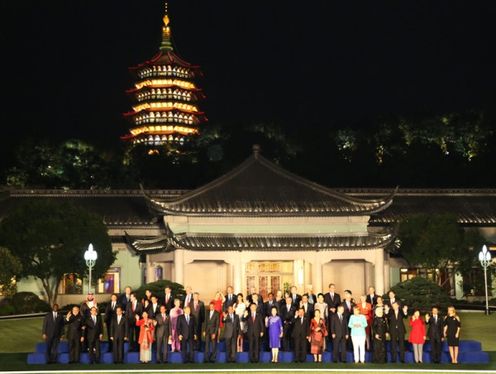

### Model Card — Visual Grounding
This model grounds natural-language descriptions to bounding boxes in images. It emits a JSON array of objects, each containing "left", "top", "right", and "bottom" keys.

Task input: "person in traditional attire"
[
  {"left": 169, "top": 298, "right": 183, "bottom": 352},
  {"left": 135, "top": 311, "right": 155, "bottom": 363},
  {"left": 266, "top": 306, "right": 283, "bottom": 363},
  {"left": 234, "top": 293, "right": 247, "bottom": 352},
  {"left": 309, "top": 309, "right": 328, "bottom": 362},
  {"left": 372, "top": 306, "right": 388, "bottom": 363},
  {"left": 444, "top": 306, "right": 461, "bottom": 364}
]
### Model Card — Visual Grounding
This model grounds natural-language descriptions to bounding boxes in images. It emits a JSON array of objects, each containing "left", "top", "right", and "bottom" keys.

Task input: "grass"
[{"left": 0, "top": 312, "right": 494, "bottom": 372}]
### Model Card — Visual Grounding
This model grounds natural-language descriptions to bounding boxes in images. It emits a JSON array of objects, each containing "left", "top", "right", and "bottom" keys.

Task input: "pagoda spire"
[{"left": 160, "top": 2, "right": 174, "bottom": 52}]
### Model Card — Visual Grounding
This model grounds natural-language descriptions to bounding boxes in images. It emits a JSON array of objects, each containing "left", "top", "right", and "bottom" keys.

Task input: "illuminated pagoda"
[{"left": 121, "top": 2, "right": 206, "bottom": 150}]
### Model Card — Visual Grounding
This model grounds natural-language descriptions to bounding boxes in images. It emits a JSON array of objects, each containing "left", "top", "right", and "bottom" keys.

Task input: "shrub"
[
  {"left": 388, "top": 277, "right": 452, "bottom": 311},
  {"left": 134, "top": 280, "right": 185, "bottom": 302},
  {"left": 11, "top": 292, "right": 50, "bottom": 314},
  {"left": 0, "top": 299, "right": 15, "bottom": 316}
]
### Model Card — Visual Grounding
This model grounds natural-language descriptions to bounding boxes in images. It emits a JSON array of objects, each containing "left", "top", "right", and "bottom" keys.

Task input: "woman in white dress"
[{"left": 234, "top": 293, "right": 247, "bottom": 352}]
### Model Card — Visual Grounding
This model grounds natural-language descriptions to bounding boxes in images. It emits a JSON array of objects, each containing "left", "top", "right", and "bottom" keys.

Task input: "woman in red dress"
[
  {"left": 309, "top": 309, "right": 328, "bottom": 362},
  {"left": 409, "top": 309, "right": 426, "bottom": 363},
  {"left": 211, "top": 292, "right": 225, "bottom": 341},
  {"left": 135, "top": 311, "right": 155, "bottom": 363},
  {"left": 356, "top": 295, "right": 372, "bottom": 350}
]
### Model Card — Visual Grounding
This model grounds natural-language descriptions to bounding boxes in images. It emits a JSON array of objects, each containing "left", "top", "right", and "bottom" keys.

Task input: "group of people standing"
[{"left": 41, "top": 283, "right": 462, "bottom": 365}]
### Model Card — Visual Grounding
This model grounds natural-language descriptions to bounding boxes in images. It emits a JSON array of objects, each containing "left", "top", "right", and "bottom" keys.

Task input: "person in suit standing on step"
[
  {"left": 190, "top": 292, "right": 204, "bottom": 351},
  {"left": 387, "top": 301, "right": 408, "bottom": 363},
  {"left": 155, "top": 305, "right": 171, "bottom": 364},
  {"left": 110, "top": 306, "right": 128, "bottom": 364},
  {"left": 177, "top": 306, "right": 196, "bottom": 363},
  {"left": 280, "top": 296, "right": 295, "bottom": 352},
  {"left": 204, "top": 301, "right": 220, "bottom": 363},
  {"left": 223, "top": 286, "right": 237, "bottom": 311},
  {"left": 162, "top": 286, "right": 174, "bottom": 315},
  {"left": 104, "top": 293, "right": 118, "bottom": 353},
  {"left": 183, "top": 286, "right": 194, "bottom": 309},
  {"left": 85, "top": 306, "right": 103, "bottom": 364},
  {"left": 125, "top": 293, "right": 142, "bottom": 352},
  {"left": 42, "top": 303, "right": 64, "bottom": 364},
  {"left": 426, "top": 306, "right": 444, "bottom": 364},
  {"left": 65, "top": 305, "right": 85, "bottom": 364},
  {"left": 242, "top": 303, "right": 265, "bottom": 363},
  {"left": 292, "top": 307, "right": 310, "bottom": 363},
  {"left": 330, "top": 304, "right": 349, "bottom": 363},
  {"left": 223, "top": 305, "right": 240, "bottom": 363}
]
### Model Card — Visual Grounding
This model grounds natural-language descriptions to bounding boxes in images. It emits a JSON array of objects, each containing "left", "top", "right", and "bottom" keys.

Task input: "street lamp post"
[
  {"left": 478, "top": 245, "right": 492, "bottom": 315},
  {"left": 84, "top": 243, "right": 98, "bottom": 294}
]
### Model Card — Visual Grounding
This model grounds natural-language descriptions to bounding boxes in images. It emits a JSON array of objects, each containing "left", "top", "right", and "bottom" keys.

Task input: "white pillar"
[
  {"left": 374, "top": 248, "right": 385, "bottom": 296},
  {"left": 312, "top": 254, "right": 323, "bottom": 294},
  {"left": 233, "top": 253, "right": 243, "bottom": 294},
  {"left": 146, "top": 260, "right": 155, "bottom": 284},
  {"left": 174, "top": 249, "right": 185, "bottom": 285}
]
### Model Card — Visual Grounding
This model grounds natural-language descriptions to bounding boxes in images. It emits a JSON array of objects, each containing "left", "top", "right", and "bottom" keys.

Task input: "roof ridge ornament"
[{"left": 160, "top": 1, "right": 174, "bottom": 52}]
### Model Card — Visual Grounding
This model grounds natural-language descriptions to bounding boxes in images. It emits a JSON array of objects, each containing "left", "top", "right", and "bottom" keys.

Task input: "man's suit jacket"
[
  {"left": 324, "top": 292, "right": 341, "bottom": 311},
  {"left": 341, "top": 300, "right": 355, "bottom": 321},
  {"left": 280, "top": 303, "right": 296, "bottom": 326},
  {"left": 387, "top": 308, "right": 407, "bottom": 336},
  {"left": 223, "top": 312, "right": 240, "bottom": 339},
  {"left": 205, "top": 310, "right": 220, "bottom": 335},
  {"left": 330, "top": 313, "right": 348, "bottom": 338},
  {"left": 110, "top": 315, "right": 128, "bottom": 339},
  {"left": 242, "top": 312, "right": 265, "bottom": 337},
  {"left": 104, "top": 302, "right": 118, "bottom": 325},
  {"left": 65, "top": 313, "right": 84, "bottom": 339},
  {"left": 222, "top": 294, "right": 237, "bottom": 311},
  {"left": 42, "top": 311, "right": 64, "bottom": 339},
  {"left": 177, "top": 313, "right": 196, "bottom": 340},
  {"left": 427, "top": 315, "right": 444, "bottom": 340},
  {"left": 300, "top": 302, "right": 314, "bottom": 319},
  {"left": 161, "top": 293, "right": 174, "bottom": 313},
  {"left": 118, "top": 294, "right": 131, "bottom": 311},
  {"left": 155, "top": 313, "right": 171, "bottom": 339},
  {"left": 263, "top": 300, "right": 279, "bottom": 317},
  {"left": 85, "top": 315, "right": 103, "bottom": 341},
  {"left": 366, "top": 294, "right": 378, "bottom": 305},
  {"left": 125, "top": 301, "right": 143, "bottom": 323},
  {"left": 290, "top": 293, "right": 302, "bottom": 307},
  {"left": 292, "top": 316, "right": 309, "bottom": 339},
  {"left": 190, "top": 300, "right": 205, "bottom": 328},
  {"left": 145, "top": 303, "right": 160, "bottom": 319},
  {"left": 182, "top": 293, "right": 194, "bottom": 309}
]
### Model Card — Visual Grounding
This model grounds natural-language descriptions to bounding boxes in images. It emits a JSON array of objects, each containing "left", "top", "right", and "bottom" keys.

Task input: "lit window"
[
  {"left": 97, "top": 267, "right": 121, "bottom": 294},
  {"left": 59, "top": 273, "right": 83, "bottom": 295}
]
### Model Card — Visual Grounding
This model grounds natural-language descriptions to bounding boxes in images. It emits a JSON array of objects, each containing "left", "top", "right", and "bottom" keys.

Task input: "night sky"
[{"left": 1, "top": 0, "right": 495, "bottom": 153}]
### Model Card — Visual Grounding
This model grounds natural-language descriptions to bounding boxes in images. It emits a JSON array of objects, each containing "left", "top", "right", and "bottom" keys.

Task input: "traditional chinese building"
[{"left": 121, "top": 3, "right": 206, "bottom": 150}]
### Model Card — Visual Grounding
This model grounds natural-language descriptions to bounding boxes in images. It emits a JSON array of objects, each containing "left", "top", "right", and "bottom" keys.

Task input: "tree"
[
  {"left": 0, "top": 247, "right": 22, "bottom": 296},
  {"left": 397, "top": 213, "right": 484, "bottom": 289},
  {"left": 390, "top": 277, "right": 452, "bottom": 310},
  {"left": 0, "top": 200, "right": 116, "bottom": 305}
]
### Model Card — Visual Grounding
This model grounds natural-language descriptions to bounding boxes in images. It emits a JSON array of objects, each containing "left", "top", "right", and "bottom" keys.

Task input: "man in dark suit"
[
  {"left": 64, "top": 305, "right": 85, "bottom": 364},
  {"left": 223, "top": 305, "right": 240, "bottom": 363},
  {"left": 366, "top": 286, "right": 378, "bottom": 305},
  {"left": 162, "top": 286, "right": 174, "bottom": 314},
  {"left": 264, "top": 293, "right": 278, "bottom": 317},
  {"left": 177, "top": 306, "right": 196, "bottom": 363},
  {"left": 292, "top": 307, "right": 309, "bottom": 363},
  {"left": 280, "top": 296, "right": 295, "bottom": 351},
  {"left": 85, "top": 306, "right": 103, "bottom": 364},
  {"left": 341, "top": 290, "right": 355, "bottom": 321},
  {"left": 385, "top": 290, "right": 400, "bottom": 308},
  {"left": 190, "top": 292, "right": 204, "bottom": 351},
  {"left": 42, "top": 303, "right": 64, "bottom": 363},
  {"left": 155, "top": 305, "right": 171, "bottom": 363},
  {"left": 223, "top": 286, "right": 236, "bottom": 311},
  {"left": 330, "top": 305, "right": 348, "bottom": 363},
  {"left": 242, "top": 303, "right": 265, "bottom": 363},
  {"left": 299, "top": 294, "right": 314, "bottom": 319},
  {"left": 324, "top": 283, "right": 341, "bottom": 315},
  {"left": 290, "top": 286, "right": 302, "bottom": 308},
  {"left": 110, "top": 306, "right": 128, "bottom": 363},
  {"left": 118, "top": 286, "right": 132, "bottom": 311},
  {"left": 125, "top": 293, "right": 142, "bottom": 351},
  {"left": 426, "top": 306, "right": 444, "bottom": 364},
  {"left": 182, "top": 286, "right": 193, "bottom": 309},
  {"left": 104, "top": 294, "right": 118, "bottom": 352},
  {"left": 145, "top": 295, "right": 160, "bottom": 318},
  {"left": 387, "top": 301, "right": 408, "bottom": 363},
  {"left": 204, "top": 302, "right": 220, "bottom": 363},
  {"left": 250, "top": 293, "right": 264, "bottom": 314}
]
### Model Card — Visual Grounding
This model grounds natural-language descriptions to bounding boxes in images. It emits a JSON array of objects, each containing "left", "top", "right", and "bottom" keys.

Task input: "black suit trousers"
[
  {"left": 293, "top": 337, "right": 307, "bottom": 362},
  {"left": 390, "top": 332, "right": 405, "bottom": 362},
  {"left": 68, "top": 337, "right": 81, "bottom": 363},
  {"left": 112, "top": 337, "right": 125, "bottom": 363},
  {"left": 46, "top": 336, "right": 60, "bottom": 363},
  {"left": 430, "top": 337, "right": 442, "bottom": 363},
  {"left": 156, "top": 335, "right": 169, "bottom": 362},
  {"left": 87, "top": 337, "right": 100, "bottom": 363},
  {"left": 248, "top": 335, "right": 260, "bottom": 362},
  {"left": 205, "top": 334, "right": 217, "bottom": 362},
  {"left": 333, "top": 336, "right": 347, "bottom": 362},
  {"left": 225, "top": 335, "right": 237, "bottom": 362},
  {"left": 181, "top": 338, "right": 194, "bottom": 363}
]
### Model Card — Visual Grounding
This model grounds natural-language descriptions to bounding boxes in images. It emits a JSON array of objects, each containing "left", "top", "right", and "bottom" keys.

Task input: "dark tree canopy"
[{"left": 0, "top": 199, "right": 115, "bottom": 304}]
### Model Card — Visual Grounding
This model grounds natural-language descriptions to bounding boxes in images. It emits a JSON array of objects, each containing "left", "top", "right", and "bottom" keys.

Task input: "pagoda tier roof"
[
  {"left": 123, "top": 107, "right": 206, "bottom": 117},
  {"left": 143, "top": 146, "right": 396, "bottom": 217},
  {"left": 126, "top": 85, "right": 203, "bottom": 95},
  {"left": 129, "top": 51, "right": 201, "bottom": 72},
  {"left": 126, "top": 228, "right": 395, "bottom": 253}
]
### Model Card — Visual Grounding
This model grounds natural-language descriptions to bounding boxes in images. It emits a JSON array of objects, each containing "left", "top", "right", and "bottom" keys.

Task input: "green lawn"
[{"left": 0, "top": 312, "right": 494, "bottom": 372}]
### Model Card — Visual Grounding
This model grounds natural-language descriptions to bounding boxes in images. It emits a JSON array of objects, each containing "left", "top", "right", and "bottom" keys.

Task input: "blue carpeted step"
[
  {"left": 215, "top": 351, "right": 226, "bottom": 363},
  {"left": 35, "top": 341, "right": 69, "bottom": 353},
  {"left": 101, "top": 352, "right": 113, "bottom": 364},
  {"left": 194, "top": 351, "right": 205, "bottom": 362},
  {"left": 460, "top": 351, "right": 490, "bottom": 364},
  {"left": 57, "top": 353, "right": 69, "bottom": 364},
  {"left": 280, "top": 351, "right": 294, "bottom": 362},
  {"left": 27, "top": 353, "right": 46, "bottom": 364},
  {"left": 169, "top": 352, "right": 183, "bottom": 363},
  {"left": 124, "top": 352, "right": 139, "bottom": 363},
  {"left": 237, "top": 352, "right": 249, "bottom": 363}
]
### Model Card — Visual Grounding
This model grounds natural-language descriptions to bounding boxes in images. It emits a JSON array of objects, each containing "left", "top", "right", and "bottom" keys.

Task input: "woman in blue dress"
[{"left": 266, "top": 306, "right": 283, "bottom": 363}]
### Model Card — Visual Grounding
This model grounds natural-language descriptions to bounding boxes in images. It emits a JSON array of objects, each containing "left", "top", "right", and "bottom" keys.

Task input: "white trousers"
[{"left": 351, "top": 335, "right": 366, "bottom": 363}]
